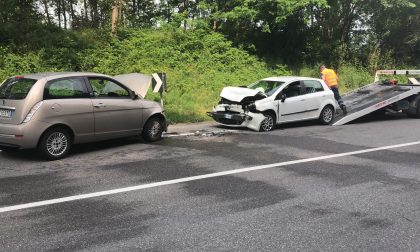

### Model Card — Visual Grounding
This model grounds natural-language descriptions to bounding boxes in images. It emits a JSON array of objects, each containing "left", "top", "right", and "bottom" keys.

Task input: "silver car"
[{"left": 0, "top": 72, "right": 166, "bottom": 160}]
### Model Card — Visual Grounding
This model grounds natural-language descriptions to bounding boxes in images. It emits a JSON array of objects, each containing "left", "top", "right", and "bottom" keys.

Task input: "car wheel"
[
  {"left": 260, "top": 113, "right": 275, "bottom": 132},
  {"left": 38, "top": 127, "right": 72, "bottom": 160},
  {"left": 407, "top": 103, "right": 420, "bottom": 118},
  {"left": 142, "top": 117, "right": 164, "bottom": 142},
  {"left": 319, "top": 105, "right": 334, "bottom": 125}
]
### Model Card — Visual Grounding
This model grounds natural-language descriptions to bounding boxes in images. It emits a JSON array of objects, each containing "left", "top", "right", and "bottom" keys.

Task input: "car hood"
[
  {"left": 113, "top": 73, "right": 152, "bottom": 98},
  {"left": 220, "top": 87, "right": 263, "bottom": 102}
]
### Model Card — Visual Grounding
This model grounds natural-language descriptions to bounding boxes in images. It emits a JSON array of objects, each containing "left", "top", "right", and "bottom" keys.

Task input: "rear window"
[
  {"left": 304, "top": 80, "right": 324, "bottom": 93},
  {"left": 0, "top": 78, "right": 37, "bottom": 99}
]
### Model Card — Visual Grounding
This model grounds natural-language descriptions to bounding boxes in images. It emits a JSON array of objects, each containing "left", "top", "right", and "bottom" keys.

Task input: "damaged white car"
[{"left": 207, "top": 77, "right": 338, "bottom": 131}]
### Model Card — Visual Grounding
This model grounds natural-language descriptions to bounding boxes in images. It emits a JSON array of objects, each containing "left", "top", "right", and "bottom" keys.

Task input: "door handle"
[
  {"left": 94, "top": 103, "right": 106, "bottom": 108},
  {"left": 300, "top": 99, "right": 306, "bottom": 101}
]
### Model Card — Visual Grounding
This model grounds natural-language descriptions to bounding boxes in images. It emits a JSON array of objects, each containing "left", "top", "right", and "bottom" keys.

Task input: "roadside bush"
[
  {"left": 298, "top": 64, "right": 373, "bottom": 93},
  {"left": 76, "top": 28, "right": 290, "bottom": 123},
  {"left": 6, "top": 27, "right": 414, "bottom": 123}
]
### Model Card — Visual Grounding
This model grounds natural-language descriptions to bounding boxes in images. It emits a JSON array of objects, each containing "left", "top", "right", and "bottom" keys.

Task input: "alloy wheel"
[
  {"left": 148, "top": 120, "right": 162, "bottom": 138},
  {"left": 322, "top": 107, "right": 333, "bottom": 123},
  {"left": 261, "top": 114, "right": 274, "bottom": 131},
  {"left": 46, "top": 132, "right": 68, "bottom": 157}
]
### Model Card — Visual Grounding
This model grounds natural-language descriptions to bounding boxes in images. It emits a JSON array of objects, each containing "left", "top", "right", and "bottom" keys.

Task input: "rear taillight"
[{"left": 23, "top": 101, "right": 43, "bottom": 123}]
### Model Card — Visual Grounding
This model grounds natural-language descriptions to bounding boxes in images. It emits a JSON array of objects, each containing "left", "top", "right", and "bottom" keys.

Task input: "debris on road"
[{"left": 163, "top": 129, "right": 237, "bottom": 138}]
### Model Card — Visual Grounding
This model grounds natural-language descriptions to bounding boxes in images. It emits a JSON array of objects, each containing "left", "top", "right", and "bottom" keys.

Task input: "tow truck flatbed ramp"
[{"left": 332, "top": 70, "right": 420, "bottom": 126}]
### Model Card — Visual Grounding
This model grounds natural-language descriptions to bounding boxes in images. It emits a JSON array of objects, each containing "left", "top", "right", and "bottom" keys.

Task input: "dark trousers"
[{"left": 331, "top": 86, "right": 345, "bottom": 109}]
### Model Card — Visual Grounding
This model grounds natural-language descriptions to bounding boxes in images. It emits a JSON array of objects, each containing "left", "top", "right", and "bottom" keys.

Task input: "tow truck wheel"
[
  {"left": 407, "top": 103, "right": 420, "bottom": 118},
  {"left": 319, "top": 105, "right": 334, "bottom": 125},
  {"left": 260, "top": 113, "right": 275, "bottom": 132}
]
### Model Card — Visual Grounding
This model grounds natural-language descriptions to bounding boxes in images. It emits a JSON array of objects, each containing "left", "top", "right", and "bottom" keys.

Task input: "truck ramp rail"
[{"left": 332, "top": 70, "right": 420, "bottom": 126}]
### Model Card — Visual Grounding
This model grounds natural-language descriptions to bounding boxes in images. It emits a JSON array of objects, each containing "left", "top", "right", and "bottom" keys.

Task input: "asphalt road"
[{"left": 0, "top": 114, "right": 419, "bottom": 251}]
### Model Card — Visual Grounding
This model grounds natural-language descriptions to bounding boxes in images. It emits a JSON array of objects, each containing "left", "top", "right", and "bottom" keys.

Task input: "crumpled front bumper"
[{"left": 207, "top": 110, "right": 266, "bottom": 132}]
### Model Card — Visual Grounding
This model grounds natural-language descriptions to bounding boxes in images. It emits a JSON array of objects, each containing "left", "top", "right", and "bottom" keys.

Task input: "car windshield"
[
  {"left": 248, "top": 80, "right": 285, "bottom": 96},
  {"left": 0, "top": 78, "right": 37, "bottom": 99}
]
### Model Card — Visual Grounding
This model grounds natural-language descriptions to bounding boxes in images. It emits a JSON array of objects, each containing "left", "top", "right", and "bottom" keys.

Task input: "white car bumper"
[{"left": 207, "top": 109, "right": 266, "bottom": 132}]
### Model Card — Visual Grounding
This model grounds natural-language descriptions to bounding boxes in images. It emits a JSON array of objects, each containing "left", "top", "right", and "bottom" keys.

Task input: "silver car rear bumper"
[{"left": 0, "top": 120, "right": 51, "bottom": 149}]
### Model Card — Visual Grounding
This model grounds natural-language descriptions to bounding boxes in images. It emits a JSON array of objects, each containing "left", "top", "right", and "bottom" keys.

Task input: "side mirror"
[
  {"left": 277, "top": 93, "right": 287, "bottom": 102},
  {"left": 276, "top": 93, "right": 286, "bottom": 102},
  {"left": 131, "top": 91, "right": 139, "bottom": 100}
]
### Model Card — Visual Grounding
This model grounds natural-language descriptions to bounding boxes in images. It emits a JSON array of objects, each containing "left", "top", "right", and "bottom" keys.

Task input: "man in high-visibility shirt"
[{"left": 320, "top": 65, "right": 347, "bottom": 114}]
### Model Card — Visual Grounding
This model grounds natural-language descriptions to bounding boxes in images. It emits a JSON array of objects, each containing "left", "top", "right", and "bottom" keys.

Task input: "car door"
[
  {"left": 87, "top": 77, "right": 142, "bottom": 139},
  {"left": 302, "top": 80, "right": 327, "bottom": 118},
  {"left": 41, "top": 77, "right": 95, "bottom": 142},
  {"left": 276, "top": 81, "right": 307, "bottom": 123}
]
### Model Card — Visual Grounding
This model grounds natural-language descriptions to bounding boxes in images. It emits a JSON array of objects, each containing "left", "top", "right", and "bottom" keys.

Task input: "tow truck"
[{"left": 333, "top": 70, "right": 420, "bottom": 125}]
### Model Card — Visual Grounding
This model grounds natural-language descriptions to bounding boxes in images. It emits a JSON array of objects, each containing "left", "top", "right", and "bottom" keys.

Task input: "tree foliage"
[{"left": 0, "top": 0, "right": 417, "bottom": 67}]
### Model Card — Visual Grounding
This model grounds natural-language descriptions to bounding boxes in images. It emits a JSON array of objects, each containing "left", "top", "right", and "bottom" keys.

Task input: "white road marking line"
[{"left": 1, "top": 140, "right": 420, "bottom": 214}]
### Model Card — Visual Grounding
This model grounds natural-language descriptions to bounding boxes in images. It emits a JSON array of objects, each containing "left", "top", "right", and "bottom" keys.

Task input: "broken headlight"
[{"left": 247, "top": 103, "right": 256, "bottom": 112}]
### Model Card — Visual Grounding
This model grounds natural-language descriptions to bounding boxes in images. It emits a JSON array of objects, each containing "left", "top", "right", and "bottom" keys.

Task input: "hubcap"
[
  {"left": 46, "top": 132, "right": 68, "bottom": 156},
  {"left": 261, "top": 115, "right": 274, "bottom": 131},
  {"left": 149, "top": 121, "right": 162, "bottom": 137},
  {"left": 323, "top": 108, "right": 333, "bottom": 122}
]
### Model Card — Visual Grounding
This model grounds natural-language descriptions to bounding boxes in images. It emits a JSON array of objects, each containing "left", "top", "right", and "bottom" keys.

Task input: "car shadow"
[
  {"left": 0, "top": 149, "right": 43, "bottom": 161},
  {"left": 214, "top": 120, "right": 322, "bottom": 132},
  {"left": 70, "top": 137, "right": 146, "bottom": 154},
  {"left": 0, "top": 137, "right": 148, "bottom": 161},
  {"left": 347, "top": 112, "right": 410, "bottom": 125}
]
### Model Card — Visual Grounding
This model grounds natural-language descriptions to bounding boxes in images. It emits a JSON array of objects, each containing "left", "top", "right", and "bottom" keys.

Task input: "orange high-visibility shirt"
[{"left": 321, "top": 68, "right": 339, "bottom": 87}]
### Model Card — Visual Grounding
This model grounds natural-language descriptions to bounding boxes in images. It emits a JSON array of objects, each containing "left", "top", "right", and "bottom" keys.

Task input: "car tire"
[
  {"left": 407, "top": 103, "right": 420, "bottom": 118},
  {"left": 260, "top": 112, "right": 275, "bottom": 132},
  {"left": 319, "top": 105, "right": 334, "bottom": 125},
  {"left": 38, "top": 127, "right": 72, "bottom": 161},
  {"left": 142, "top": 117, "right": 164, "bottom": 142}
]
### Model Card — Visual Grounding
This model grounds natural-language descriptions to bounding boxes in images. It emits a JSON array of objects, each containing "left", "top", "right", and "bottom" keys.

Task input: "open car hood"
[
  {"left": 113, "top": 73, "right": 152, "bottom": 98},
  {"left": 220, "top": 87, "right": 263, "bottom": 102}
]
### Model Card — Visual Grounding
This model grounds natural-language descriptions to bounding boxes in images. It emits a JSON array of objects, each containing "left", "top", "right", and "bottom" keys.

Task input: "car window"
[
  {"left": 282, "top": 81, "right": 302, "bottom": 98},
  {"left": 0, "top": 78, "right": 37, "bottom": 100},
  {"left": 45, "top": 78, "right": 89, "bottom": 99},
  {"left": 88, "top": 78, "right": 130, "bottom": 98},
  {"left": 303, "top": 80, "right": 324, "bottom": 93},
  {"left": 248, "top": 80, "right": 285, "bottom": 96}
]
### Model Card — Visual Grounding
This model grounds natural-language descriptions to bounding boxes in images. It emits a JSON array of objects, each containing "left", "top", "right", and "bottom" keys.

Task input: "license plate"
[
  {"left": 225, "top": 114, "right": 233, "bottom": 119},
  {"left": 0, "top": 109, "right": 12, "bottom": 118}
]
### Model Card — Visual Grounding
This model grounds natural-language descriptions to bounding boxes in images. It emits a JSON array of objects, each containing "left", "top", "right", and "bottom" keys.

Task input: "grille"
[{"left": 216, "top": 118, "right": 243, "bottom": 125}]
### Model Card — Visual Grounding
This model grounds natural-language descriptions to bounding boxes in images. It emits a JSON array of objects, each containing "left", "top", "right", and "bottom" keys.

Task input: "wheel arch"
[
  {"left": 37, "top": 123, "right": 75, "bottom": 147},
  {"left": 318, "top": 103, "right": 336, "bottom": 117},
  {"left": 143, "top": 113, "right": 167, "bottom": 132},
  {"left": 258, "top": 109, "right": 277, "bottom": 132},
  {"left": 261, "top": 109, "right": 277, "bottom": 122}
]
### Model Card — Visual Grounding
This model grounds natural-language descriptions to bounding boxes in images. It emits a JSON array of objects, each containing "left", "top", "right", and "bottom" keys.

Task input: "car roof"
[
  {"left": 262, "top": 76, "right": 322, "bottom": 82},
  {"left": 17, "top": 72, "right": 111, "bottom": 80}
]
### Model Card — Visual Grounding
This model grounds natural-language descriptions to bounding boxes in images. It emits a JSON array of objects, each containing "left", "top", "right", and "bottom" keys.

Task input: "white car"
[{"left": 208, "top": 76, "right": 338, "bottom": 131}]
